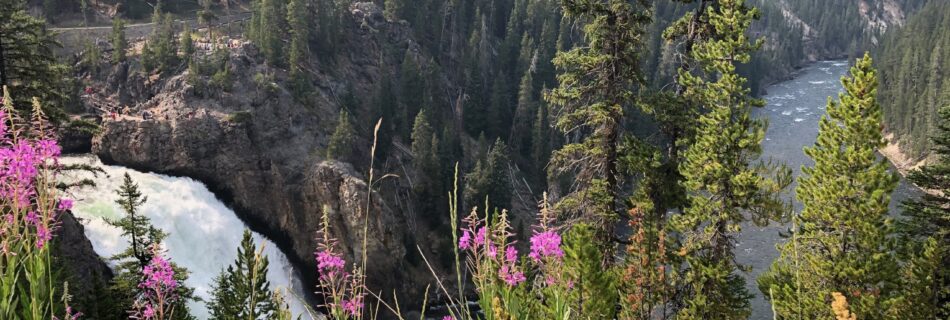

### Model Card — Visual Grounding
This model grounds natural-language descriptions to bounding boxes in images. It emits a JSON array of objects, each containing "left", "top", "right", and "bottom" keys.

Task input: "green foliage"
[
  {"left": 226, "top": 111, "right": 253, "bottom": 124},
  {"left": 106, "top": 173, "right": 196, "bottom": 320},
  {"left": 562, "top": 223, "right": 618, "bottom": 319},
  {"left": 877, "top": 1, "right": 950, "bottom": 159},
  {"left": 207, "top": 230, "right": 281, "bottom": 319},
  {"left": 111, "top": 18, "right": 127, "bottom": 63},
  {"left": 759, "top": 54, "right": 904, "bottom": 319},
  {"left": 668, "top": 1, "right": 790, "bottom": 318},
  {"left": 326, "top": 109, "right": 356, "bottom": 162},
  {"left": 897, "top": 104, "right": 950, "bottom": 317},
  {"left": 249, "top": 0, "right": 286, "bottom": 66},
  {"left": 464, "top": 139, "right": 512, "bottom": 212},
  {"left": 141, "top": 6, "right": 180, "bottom": 74},
  {"left": 410, "top": 110, "right": 446, "bottom": 226},
  {"left": 545, "top": 0, "right": 652, "bottom": 229},
  {"left": 287, "top": 0, "right": 312, "bottom": 102},
  {"left": 0, "top": 0, "right": 70, "bottom": 121}
]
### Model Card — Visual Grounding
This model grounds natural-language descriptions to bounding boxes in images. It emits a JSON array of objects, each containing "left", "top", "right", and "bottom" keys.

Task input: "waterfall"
[{"left": 61, "top": 155, "right": 312, "bottom": 319}]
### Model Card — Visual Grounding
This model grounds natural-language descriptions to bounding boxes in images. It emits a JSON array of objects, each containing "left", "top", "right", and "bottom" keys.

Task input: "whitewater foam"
[{"left": 61, "top": 156, "right": 312, "bottom": 319}]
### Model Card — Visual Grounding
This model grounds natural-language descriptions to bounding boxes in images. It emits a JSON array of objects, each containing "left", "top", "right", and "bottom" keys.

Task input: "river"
[
  {"left": 61, "top": 155, "right": 313, "bottom": 319},
  {"left": 738, "top": 60, "right": 919, "bottom": 319}
]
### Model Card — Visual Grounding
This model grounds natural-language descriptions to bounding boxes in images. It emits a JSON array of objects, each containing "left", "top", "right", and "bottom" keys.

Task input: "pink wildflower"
[
  {"left": 24, "top": 211, "right": 38, "bottom": 224},
  {"left": 315, "top": 250, "right": 346, "bottom": 278},
  {"left": 442, "top": 316, "right": 455, "bottom": 320},
  {"left": 498, "top": 265, "right": 526, "bottom": 286},
  {"left": 35, "top": 139, "right": 61, "bottom": 160},
  {"left": 141, "top": 254, "right": 178, "bottom": 291},
  {"left": 529, "top": 231, "right": 563, "bottom": 262},
  {"left": 340, "top": 296, "right": 363, "bottom": 316},
  {"left": 57, "top": 198, "right": 73, "bottom": 212},
  {"left": 473, "top": 227, "right": 487, "bottom": 247},
  {"left": 458, "top": 229, "right": 472, "bottom": 250},
  {"left": 486, "top": 242, "right": 498, "bottom": 258},
  {"left": 35, "top": 225, "right": 51, "bottom": 249},
  {"left": 142, "top": 304, "right": 155, "bottom": 318},
  {"left": 504, "top": 245, "right": 518, "bottom": 263}
]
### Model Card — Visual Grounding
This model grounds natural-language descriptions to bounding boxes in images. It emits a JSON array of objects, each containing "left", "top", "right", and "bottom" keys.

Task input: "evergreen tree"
[
  {"left": 759, "top": 54, "right": 904, "bottom": 319},
  {"left": 509, "top": 67, "right": 535, "bottom": 158},
  {"left": 326, "top": 109, "right": 356, "bottom": 162},
  {"left": 562, "top": 223, "right": 619, "bottom": 319},
  {"left": 669, "top": 1, "right": 789, "bottom": 318},
  {"left": 197, "top": 0, "right": 218, "bottom": 42},
  {"left": 0, "top": 0, "right": 70, "bottom": 120},
  {"left": 410, "top": 110, "right": 444, "bottom": 226},
  {"left": 111, "top": 18, "right": 127, "bottom": 63},
  {"left": 256, "top": 0, "right": 285, "bottom": 66},
  {"left": 400, "top": 54, "right": 426, "bottom": 139},
  {"left": 107, "top": 173, "right": 196, "bottom": 320},
  {"left": 896, "top": 104, "right": 950, "bottom": 317},
  {"left": 545, "top": 0, "right": 651, "bottom": 232},
  {"left": 207, "top": 230, "right": 278, "bottom": 319},
  {"left": 180, "top": 26, "right": 195, "bottom": 63},
  {"left": 464, "top": 138, "right": 512, "bottom": 212},
  {"left": 287, "top": 0, "right": 311, "bottom": 101}
]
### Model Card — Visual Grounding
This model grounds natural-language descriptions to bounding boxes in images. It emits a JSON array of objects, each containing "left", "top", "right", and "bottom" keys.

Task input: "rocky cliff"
[{"left": 90, "top": 2, "right": 445, "bottom": 310}]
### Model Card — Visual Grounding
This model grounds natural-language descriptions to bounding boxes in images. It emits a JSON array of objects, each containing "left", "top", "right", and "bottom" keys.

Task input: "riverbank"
[{"left": 881, "top": 133, "right": 931, "bottom": 176}]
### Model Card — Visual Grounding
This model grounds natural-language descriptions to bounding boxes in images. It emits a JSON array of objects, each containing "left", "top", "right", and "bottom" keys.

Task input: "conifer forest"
[{"left": 0, "top": 0, "right": 948, "bottom": 319}]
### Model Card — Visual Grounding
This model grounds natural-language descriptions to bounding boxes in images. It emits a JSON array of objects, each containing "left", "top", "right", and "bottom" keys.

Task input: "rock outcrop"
[
  {"left": 92, "top": 2, "right": 443, "bottom": 309},
  {"left": 54, "top": 211, "right": 113, "bottom": 296}
]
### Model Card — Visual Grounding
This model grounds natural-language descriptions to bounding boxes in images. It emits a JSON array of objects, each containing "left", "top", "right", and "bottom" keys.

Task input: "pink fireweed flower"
[
  {"left": 498, "top": 265, "right": 526, "bottom": 286},
  {"left": 458, "top": 229, "right": 472, "bottom": 250},
  {"left": 35, "top": 139, "right": 61, "bottom": 160},
  {"left": 142, "top": 304, "right": 155, "bottom": 318},
  {"left": 57, "top": 198, "right": 73, "bottom": 212},
  {"left": 442, "top": 316, "right": 455, "bottom": 320},
  {"left": 141, "top": 254, "right": 178, "bottom": 291},
  {"left": 505, "top": 245, "right": 518, "bottom": 263},
  {"left": 340, "top": 295, "right": 363, "bottom": 316},
  {"left": 486, "top": 242, "right": 498, "bottom": 258},
  {"left": 473, "top": 226, "right": 487, "bottom": 247},
  {"left": 315, "top": 250, "right": 346, "bottom": 278},
  {"left": 24, "top": 211, "right": 38, "bottom": 224},
  {"left": 529, "top": 231, "right": 563, "bottom": 262},
  {"left": 35, "top": 225, "right": 52, "bottom": 249}
]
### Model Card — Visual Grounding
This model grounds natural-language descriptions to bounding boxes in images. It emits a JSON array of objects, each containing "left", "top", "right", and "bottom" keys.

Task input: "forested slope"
[{"left": 878, "top": 0, "right": 950, "bottom": 160}]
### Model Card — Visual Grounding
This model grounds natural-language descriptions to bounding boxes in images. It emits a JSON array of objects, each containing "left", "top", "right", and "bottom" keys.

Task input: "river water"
[
  {"left": 737, "top": 60, "right": 918, "bottom": 319},
  {"left": 61, "top": 155, "right": 312, "bottom": 319}
]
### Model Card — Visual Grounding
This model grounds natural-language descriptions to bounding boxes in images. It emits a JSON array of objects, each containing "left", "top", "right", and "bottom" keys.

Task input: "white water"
[{"left": 61, "top": 155, "right": 312, "bottom": 319}]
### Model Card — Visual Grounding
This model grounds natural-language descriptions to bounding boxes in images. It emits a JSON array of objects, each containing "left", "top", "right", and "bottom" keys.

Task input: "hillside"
[{"left": 878, "top": 0, "right": 950, "bottom": 162}]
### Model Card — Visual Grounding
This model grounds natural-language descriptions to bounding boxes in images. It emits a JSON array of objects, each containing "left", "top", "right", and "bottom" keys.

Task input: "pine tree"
[
  {"left": 562, "top": 223, "right": 619, "bottom": 319},
  {"left": 326, "top": 109, "right": 356, "bottom": 162},
  {"left": 410, "top": 109, "right": 444, "bottom": 225},
  {"left": 669, "top": 1, "right": 790, "bottom": 318},
  {"left": 545, "top": 0, "right": 651, "bottom": 232},
  {"left": 253, "top": 0, "right": 285, "bottom": 66},
  {"left": 197, "top": 0, "right": 217, "bottom": 42},
  {"left": 897, "top": 104, "right": 950, "bottom": 317},
  {"left": 207, "top": 230, "right": 277, "bottom": 319},
  {"left": 464, "top": 138, "right": 512, "bottom": 212},
  {"left": 180, "top": 26, "right": 195, "bottom": 62},
  {"left": 111, "top": 18, "right": 127, "bottom": 63},
  {"left": 107, "top": 173, "right": 196, "bottom": 320},
  {"left": 0, "top": 0, "right": 70, "bottom": 120},
  {"left": 287, "top": 0, "right": 311, "bottom": 101},
  {"left": 759, "top": 54, "right": 904, "bottom": 319},
  {"left": 509, "top": 67, "right": 535, "bottom": 158},
  {"left": 400, "top": 54, "right": 426, "bottom": 138}
]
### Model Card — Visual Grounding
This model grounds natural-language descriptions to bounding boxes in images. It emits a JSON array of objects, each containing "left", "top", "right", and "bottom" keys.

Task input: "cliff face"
[
  {"left": 54, "top": 211, "right": 113, "bottom": 296},
  {"left": 91, "top": 2, "right": 440, "bottom": 307}
]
